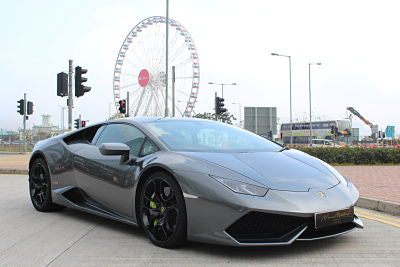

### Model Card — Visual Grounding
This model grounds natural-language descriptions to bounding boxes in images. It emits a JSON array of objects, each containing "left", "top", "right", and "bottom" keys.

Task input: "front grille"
[{"left": 226, "top": 211, "right": 311, "bottom": 243}]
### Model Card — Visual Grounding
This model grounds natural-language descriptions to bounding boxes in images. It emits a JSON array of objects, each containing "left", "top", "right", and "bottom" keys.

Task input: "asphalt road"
[{"left": 1, "top": 175, "right": 400, "bottom": 267}]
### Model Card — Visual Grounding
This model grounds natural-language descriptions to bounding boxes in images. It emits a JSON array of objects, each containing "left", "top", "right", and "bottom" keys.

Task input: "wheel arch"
[{"left": 29, "top": 151, "right": 48, "bottom": 173}]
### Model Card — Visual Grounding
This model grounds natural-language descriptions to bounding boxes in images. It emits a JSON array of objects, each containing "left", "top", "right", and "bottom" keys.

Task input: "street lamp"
[
  {"left": 271, "top": 52, "right": 293, "bottom": 146},
  {"left": 232, "top": 102, "right": 242, "bottom": 127},
  {"left": 208, "top": 82, "right": 237, "bottom": 98},
  {"left": 58, "top": 105, "right": 67, "bottom": 131},
  {"left": 308, "top": 62, "right": 322, "bottom": 146},
  {"left": 165, "top": 0, "right": 169, "bottom": 117}
]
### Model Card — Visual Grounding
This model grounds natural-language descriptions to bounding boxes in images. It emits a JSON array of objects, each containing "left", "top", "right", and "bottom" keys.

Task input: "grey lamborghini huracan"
[{"left": 28, "top": 118, "right": 363, "bottom": 248}]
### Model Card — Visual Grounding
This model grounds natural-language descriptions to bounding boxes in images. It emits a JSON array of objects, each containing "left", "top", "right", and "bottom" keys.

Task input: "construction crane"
[{"left": 346, "top": 107, "right": 374, "bottom": 135}]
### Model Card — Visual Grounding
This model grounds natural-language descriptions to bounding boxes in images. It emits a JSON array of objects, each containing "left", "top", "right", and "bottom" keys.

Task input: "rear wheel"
[
  {"left": 29, "top": 158, "right": 65, "bottom": 212},
  {"left": 139, "top": 172, "right": 187, "bottom": 248}
]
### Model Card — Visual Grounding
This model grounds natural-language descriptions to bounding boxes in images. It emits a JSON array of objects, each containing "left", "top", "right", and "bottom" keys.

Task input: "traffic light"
[
  {"left": 268, "top": 130, "right": 273, "bottom": 140},
  {"left": 118, "top": 100, "right": 126, "bottom": 114},
  {"left": 75, "top": 66, "right": 91, "bottom": 97},
  {"left": 27, "top": 101, "right": 34, "bottom": 115},
  {"left": 57, "top": 72, "right": 68, "bottom": 97},
  {"left": 74, "top": 118, "right": 80, "bottom": 129},
  {"left": 81, "top": 120, "right": 86, "bottom": 128},
  {"left": 17, "top": 99, "right": 25, "bottom": 115},
  {"left": 215, "top": 97, "right": 227, "bottom": 115},
  {"left": 330, "top": 126, "right": 339, "bottom": 135}
]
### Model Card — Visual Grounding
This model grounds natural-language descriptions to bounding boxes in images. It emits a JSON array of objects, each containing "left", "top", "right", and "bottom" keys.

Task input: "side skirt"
[{"left": 52, "top": 186, "right": 138, "bottom": 226}]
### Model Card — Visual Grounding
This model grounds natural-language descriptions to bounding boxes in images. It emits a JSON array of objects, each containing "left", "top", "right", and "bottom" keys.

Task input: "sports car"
[{"left": 28, "top": 117, "right": 363, "bottom": 248}]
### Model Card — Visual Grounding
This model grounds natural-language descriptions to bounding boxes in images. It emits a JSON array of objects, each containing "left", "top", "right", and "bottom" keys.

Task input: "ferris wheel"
[{"left": 113, "top": 16, "right": 200, "bottom": 117}]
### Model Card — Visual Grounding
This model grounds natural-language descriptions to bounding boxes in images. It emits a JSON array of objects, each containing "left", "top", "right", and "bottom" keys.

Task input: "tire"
[
  {"left": 29, "top": 158, "right": 65, "bottom": 212},
  {"left": 139, "top": 171, "right": 187, "bottom": 248}
]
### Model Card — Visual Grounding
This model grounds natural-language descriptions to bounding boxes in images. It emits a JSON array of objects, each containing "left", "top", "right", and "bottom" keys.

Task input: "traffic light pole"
[
  {"left": 126, "top": 91, "right": 130, "bottom": 117},
  {"left": 68, "top": 59, "right": 73, "bottom": 130},
  {"left": 23, "top": 93, "right": 27, "bottom": 152},
  {"left": 172, "top": 66, "right": 175, "bottom": 117},
  {"left": 214, "top": 92, "right": 217, "bottom": 121}
]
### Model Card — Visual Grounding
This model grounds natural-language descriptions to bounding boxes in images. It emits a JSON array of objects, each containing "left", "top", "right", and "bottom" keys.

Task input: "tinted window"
[
  {"left": 64, "top": 124, "right": 104, "bottom": 145},
  {"left": 96, "top": 124, "right": 145, "bottom": 157},
  {"left": 140, "top": 139, "right": 159, "bottom": 157},
  {"left": 145, "top": 120, "right": 281, "bottom": 152},
  {"left": 91, "top": 125, "right": 106, "bottom": 144}
]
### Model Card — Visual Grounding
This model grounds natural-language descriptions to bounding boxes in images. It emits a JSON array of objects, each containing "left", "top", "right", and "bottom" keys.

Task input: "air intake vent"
[{"left": 226, "top": 211, "right": 310, "bottom": 243}]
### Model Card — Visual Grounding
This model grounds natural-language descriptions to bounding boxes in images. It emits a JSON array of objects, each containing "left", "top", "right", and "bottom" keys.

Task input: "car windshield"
[{"left": 145, "top": 120, "right": 282, "bottom": 152}]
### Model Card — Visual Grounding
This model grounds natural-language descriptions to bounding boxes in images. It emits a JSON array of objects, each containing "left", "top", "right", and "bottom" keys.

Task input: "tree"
[
  {"left": 194, "top": 112, "right": 236, "bottom": 125},
  {"left": 107, "top": 113, "right": 125, "bottom": 121}
]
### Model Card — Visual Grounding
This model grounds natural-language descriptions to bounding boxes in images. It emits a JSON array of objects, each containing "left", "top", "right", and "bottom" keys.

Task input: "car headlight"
[{"left": 209, "top": 175, "right": 268, "bottom": 197}]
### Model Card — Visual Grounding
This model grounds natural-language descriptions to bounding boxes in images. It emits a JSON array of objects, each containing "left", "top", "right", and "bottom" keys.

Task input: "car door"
[{"left": 74, "top": 123, "right": 146, "bottom": 217}]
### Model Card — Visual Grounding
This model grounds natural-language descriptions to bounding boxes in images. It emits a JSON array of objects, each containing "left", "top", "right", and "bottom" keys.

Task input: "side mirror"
[{"left": 99, "top": 143, "right": 136, "bottom": 165}]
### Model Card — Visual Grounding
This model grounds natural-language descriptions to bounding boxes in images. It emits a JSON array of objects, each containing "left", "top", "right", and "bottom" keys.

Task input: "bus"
[{"left": 280, "top": 120, "right": 351, "bottom": 144}]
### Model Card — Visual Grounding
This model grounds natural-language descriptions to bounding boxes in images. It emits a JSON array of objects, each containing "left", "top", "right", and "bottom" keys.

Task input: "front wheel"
[
  {"left": 29, "top": 158, "right": 65, "bottom": 212},
  {"left": 139, "top": 172, "right": 187, "bottom": 248}
]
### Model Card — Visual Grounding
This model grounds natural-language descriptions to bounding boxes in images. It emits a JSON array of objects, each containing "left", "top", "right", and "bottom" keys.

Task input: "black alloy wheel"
[
  {"left": 139, "top": 172, "right": 187, "bottom": 248},
  {"left": 29, "top": 158, "right": 65, "bottom": 212}
]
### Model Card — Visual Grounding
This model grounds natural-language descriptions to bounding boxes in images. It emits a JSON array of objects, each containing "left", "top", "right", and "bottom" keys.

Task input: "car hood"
[{"left": 177, "top": 149, "right": 340, "bottom": 192}]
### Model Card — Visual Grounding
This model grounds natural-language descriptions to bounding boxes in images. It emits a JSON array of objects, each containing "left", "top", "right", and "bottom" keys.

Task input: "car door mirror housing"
[
  {"left": 99, "top": 143, "right": 136, "bottom": 165},
  {"left": 99, "top": 143, "right": 130, "bottom": 155}
]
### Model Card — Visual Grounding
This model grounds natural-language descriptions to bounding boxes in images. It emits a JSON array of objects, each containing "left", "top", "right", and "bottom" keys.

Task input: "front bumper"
[
  {"left": 175, "top": 170, "right": 362, "bottom": 246},
  {"left": 189, "top": 209, "right": 363, "bottom": 247},
  {"left": 224, "top": 211, "right": 363, "bottom": 246}
]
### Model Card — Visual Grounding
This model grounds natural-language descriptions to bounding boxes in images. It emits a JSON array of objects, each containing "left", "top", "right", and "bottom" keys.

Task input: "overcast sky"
[{"left": 1, "top": 0, "right": 399, "bottom": 136}]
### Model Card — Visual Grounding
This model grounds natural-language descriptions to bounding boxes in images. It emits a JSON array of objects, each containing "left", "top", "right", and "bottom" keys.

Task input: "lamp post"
[
  {"left": 271, "top": 52, "right": 293, "bottom": 146},
  {"left": 58, "top": 105, "right": 66, "bottom": 131},
  {"left": 165, "top": 0, "right": 169, "bottom": 117},
  {"left": 308, "top": 62, "right": 322, "bottom": 146},
  {"left": 232, "top": 102, "right": 242, "bottom": 127},
  {"left": 208, "top": 82, "right": 237, "bottom": 98}
]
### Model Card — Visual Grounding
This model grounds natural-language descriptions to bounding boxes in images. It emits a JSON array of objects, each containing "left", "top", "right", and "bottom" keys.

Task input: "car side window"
[
  {"left": 140, "top": 138, "right": 159, "bottom": 157},
  {"left": 91, "top": 125, "right": 107, "bottom": 145},
  {"left": 96, "top": 124, "right": 145, "bottom": 157}
]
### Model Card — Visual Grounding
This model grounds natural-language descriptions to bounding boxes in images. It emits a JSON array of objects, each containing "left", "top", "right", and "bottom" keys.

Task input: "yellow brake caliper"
[{"left": 149, "top": 192, "right": 159, "bottom": 226}]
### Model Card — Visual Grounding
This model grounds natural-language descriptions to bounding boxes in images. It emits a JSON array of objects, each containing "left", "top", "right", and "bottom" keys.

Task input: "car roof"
[
  {"left": 59, "top": 117, "right": 218, "bottom": 140},
  {"left": 113, "top": 117, "right": 210, "bottom": 123}
]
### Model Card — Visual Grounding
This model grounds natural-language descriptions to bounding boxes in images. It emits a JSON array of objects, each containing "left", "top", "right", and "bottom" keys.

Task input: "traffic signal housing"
[
  {"left": 57, "top": 72, "right": 68, "bottom": 97},
  {"left": 27, "top": 101, "right": 34, "bottom": 115},
  {"left": 17, "top": 99, "right": 25, "bottom": 115},
  {"left": 81, "top": 120, "right": 86, "bottom": 128},
  {"left": 215, "top": 97, "right": 227, "bottom": 115},
  {"left": 74, "top": 118, "right": 80, "bottom": 129},
  {"left": 118, "top": 100, "right": 126, "bottom": 114},
  {"left": 75, "top": 66, "right": 91, "bottom": 97},
  {"left": 330, "top": 126, "right": 338, "bottom": 135}
]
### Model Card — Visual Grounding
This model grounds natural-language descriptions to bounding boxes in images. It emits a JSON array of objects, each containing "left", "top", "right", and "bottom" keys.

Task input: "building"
[
  {"left": 244, "top": 107, "right": 277, "bottom": 137},
  {"left": 351, "top": 128, "right": 360, "bottom": 143},
  {"left": 31, "top": 114, "right": 61, "bottom": 142}
]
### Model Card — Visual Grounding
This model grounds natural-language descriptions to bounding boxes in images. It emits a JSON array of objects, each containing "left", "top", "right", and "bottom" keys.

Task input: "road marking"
[
  {"left": 357, "top": 214, "right": 400, "bottom": 228},
  {"left": 355, "top": 208, "right": 400, "bottom": 223}
]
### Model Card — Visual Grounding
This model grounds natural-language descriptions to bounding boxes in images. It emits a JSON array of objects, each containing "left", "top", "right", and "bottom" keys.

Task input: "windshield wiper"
[{"left": 278, "top": 147, "right": 289, "bottom": 152}]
